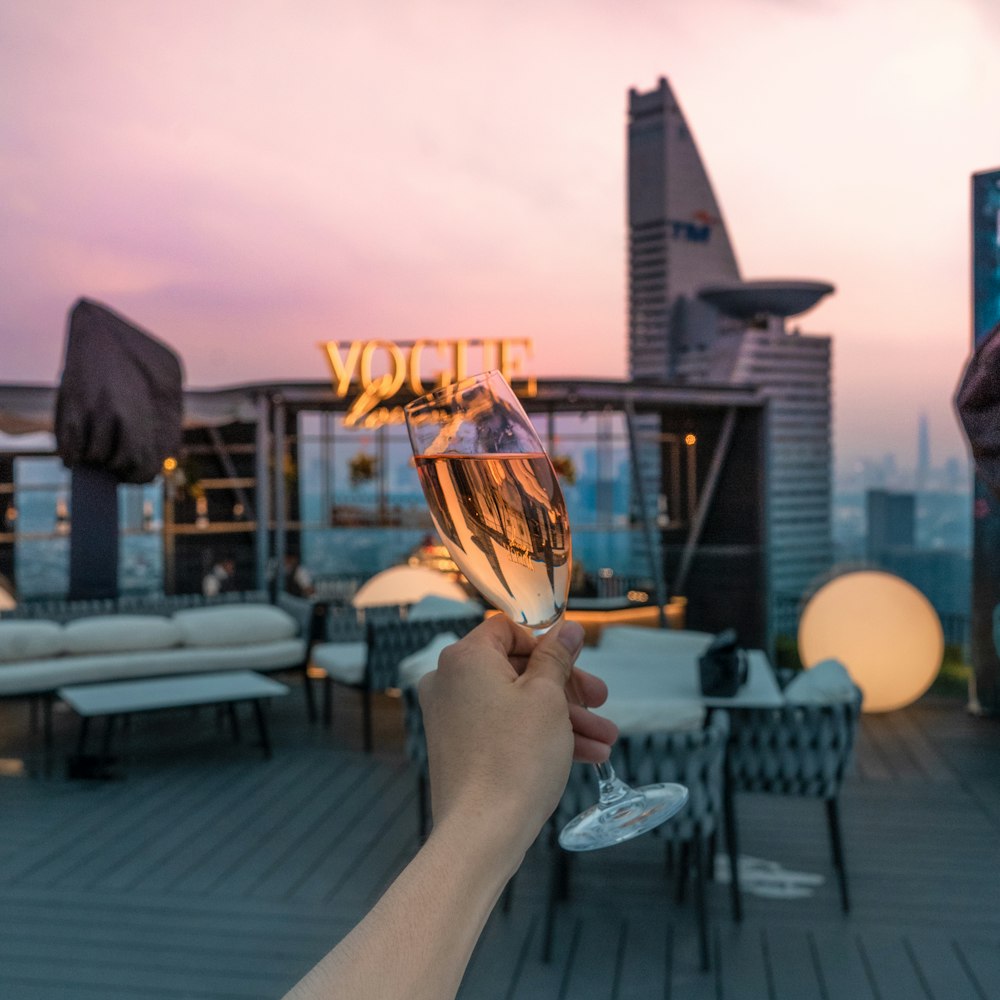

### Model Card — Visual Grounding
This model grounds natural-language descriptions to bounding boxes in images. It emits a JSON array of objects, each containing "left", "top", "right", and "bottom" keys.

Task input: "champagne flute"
[{"left": 404, "top": 370, "right": 688, "bottom": 851}]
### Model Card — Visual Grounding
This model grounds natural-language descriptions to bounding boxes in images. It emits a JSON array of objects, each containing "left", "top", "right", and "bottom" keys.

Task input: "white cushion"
[
  {"left": 0, "top": 639, "right": 306, "bottom": 696},
  {"left": 599, "top": 626, "right": 715, "bottom": 659},
  {"left": 399, "top": 632, "right": 461, "bottom": 686},
  {"left": 783, "top": 659, "right": 857, "bottom": 704},
  {"left": 0, "top": 621, "right": 65, "bottom": 662},
  {"left": 173, "top": 604, "right": 298, "bottom": 647},
  {"left": 407, "top": 595, "right": 483, "bottom": 621},
  {"left": 63, "top": 615, "right": 182, "bottom": 655},
  {"left": 311, "top": 641, "right": 368, "bottom": 685}
]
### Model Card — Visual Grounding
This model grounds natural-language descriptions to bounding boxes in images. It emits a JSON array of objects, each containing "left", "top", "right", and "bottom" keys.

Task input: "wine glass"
[{"left": 404, "top": 370, "right": 688, "bottom": 851}]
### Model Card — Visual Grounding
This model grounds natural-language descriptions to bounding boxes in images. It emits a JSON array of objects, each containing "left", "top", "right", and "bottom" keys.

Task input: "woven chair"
[
  {"left": 724, "top": 683, "right": 863, "bottom": 915},
  {"left": 544, "top": 711, "right": 731, "bottom": 971},
  {"left": 316, "top": 612, "right": 482, "bottom": 752}
]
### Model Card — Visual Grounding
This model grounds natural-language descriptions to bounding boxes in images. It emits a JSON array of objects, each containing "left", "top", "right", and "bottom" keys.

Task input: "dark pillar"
[{"left": 69, "top": 465, "right": 119, "bottom": 600}]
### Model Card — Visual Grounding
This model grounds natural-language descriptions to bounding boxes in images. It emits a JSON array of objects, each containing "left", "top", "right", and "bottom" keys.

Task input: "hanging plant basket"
[
  {"left": 349, "top": 451, "right": 378, "bottom": 487},
  {"left": 551, "top": 454, "right": 577, "bottom": 485}
]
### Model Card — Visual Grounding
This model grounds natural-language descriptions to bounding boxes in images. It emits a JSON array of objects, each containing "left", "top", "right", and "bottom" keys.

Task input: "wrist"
[{"left": 427, "top": 801, "right": 534, "bottom": 886}]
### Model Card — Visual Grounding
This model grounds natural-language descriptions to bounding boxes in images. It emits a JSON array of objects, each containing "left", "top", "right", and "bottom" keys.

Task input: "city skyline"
[{"left": 1, "top": 0, "right": 997, "bottom": 470}]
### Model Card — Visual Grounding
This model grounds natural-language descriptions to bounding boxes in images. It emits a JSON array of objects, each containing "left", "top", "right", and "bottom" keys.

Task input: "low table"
[{"left": 58, "top": 671, "right": 289, "bottom": 776}]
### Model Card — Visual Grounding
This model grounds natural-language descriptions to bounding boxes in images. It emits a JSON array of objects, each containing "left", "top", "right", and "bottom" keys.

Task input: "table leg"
[
  {"left": 76, "top": 716, "right": 91, "bottom": 756},
  {"left": 252, "top": 700, "right": 272, "bottom": 759},
  {"left": 226, "top": 703, "right": 242, "bottom": 743},
  {"left": 101, "top": 715, "right": 117, "bottom": 759}
]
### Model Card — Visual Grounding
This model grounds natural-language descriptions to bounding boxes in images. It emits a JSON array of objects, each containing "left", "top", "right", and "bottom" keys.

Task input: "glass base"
[{"left": 558, "top": 782, "right": 689, "bottom": 852}]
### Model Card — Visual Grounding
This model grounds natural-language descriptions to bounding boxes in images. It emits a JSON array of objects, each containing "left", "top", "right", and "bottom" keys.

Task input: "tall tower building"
[
  {"left": 627, "top": 78, "right": 740, "bottom": 379},
  {"left": 626, "top": 76, "right": 835, "bottom": 644}
]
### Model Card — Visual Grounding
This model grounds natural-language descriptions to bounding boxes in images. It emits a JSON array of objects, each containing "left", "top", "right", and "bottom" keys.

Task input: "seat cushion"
[
  {"left": 310, "top": 641, "right": 368, "bottom": 685},
  {"left": 398, "top": 632, "right": 462, "bottom": 686},
  {"left": 63, "top": 615, "right": 182, "bottom": 655},
  {"left": 599, "top": 626, "right": 715, "bottom": 659},
  {"left": 407, "top": 595, "right": 484, "bottom": 621},
  {"left": 783, "top": 658, "right": 857, "bottom": 704},
  {"left": 0, "top": 621, "right": 65, "bottom": 662},
  {"left": 0, "top": 638, "right": 306, "bottom": 696},
  {"left": 173, "top": 604, "right": 298, "bottom": 647}
]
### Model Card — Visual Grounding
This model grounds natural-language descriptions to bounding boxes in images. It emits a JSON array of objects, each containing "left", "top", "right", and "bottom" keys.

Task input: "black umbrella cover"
[{"left": 55, "top": 298, "right": 184, "bottom": 484}]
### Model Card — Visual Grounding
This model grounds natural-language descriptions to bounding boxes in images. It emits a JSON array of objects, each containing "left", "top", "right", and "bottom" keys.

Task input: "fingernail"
[{"left": 556, "top": 620, "right": 584, "bottom": 655}]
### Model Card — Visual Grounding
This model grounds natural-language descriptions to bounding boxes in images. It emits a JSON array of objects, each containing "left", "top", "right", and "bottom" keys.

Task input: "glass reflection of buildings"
[{"left": 420, "top": 455, "right": 568, "bottom": 604}]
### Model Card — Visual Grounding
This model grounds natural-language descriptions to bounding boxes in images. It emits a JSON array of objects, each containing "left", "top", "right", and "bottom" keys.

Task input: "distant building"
[
  {"left": 866, "top": 489, "right": 916, "bottom": 561},
  {"left": 916, "top": 413, "right": 931, "bottom": 493},
  {"left": 627, "top": 77, "right": 741, "bottom": 380},
  {"left": 626, "top": 76, "right": 835, "bottom": 644}
]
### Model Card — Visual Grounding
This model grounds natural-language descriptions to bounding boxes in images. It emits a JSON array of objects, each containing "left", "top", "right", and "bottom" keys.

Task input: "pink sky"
[{"left": 2, "top": 0, "right": 998, "bottom": 471}]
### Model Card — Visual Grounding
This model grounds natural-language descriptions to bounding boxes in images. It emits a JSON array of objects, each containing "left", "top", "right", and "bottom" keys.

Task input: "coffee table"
[{"left": 58, "top": 670, "right": 289, "bottom": 776}]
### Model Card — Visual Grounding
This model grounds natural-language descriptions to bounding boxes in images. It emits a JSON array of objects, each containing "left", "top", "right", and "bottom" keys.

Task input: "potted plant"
[
  {"left": 551, "top": 454, "right": 577, "bottom": 485},
  {"left": 349, "top": 451, "right": 378, "bottom": 487}
]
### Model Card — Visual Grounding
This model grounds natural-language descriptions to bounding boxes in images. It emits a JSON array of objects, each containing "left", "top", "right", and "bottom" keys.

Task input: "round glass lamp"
[
  {"left": 351, "top": 564, "right": 469, "bottom": 608},
  {"left": 797, "top": 570, "right": 944, "bottom": 713}
]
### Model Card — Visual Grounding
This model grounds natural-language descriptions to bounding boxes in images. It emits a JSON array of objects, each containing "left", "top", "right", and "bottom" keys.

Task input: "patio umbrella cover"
[{"left": 55, "top": 298, "right": 184, "bottom": 485}]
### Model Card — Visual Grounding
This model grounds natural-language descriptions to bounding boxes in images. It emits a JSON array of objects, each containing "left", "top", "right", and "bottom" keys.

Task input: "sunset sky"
[{"left": 2, "top": 0, "right": 998, "bottom": 471}]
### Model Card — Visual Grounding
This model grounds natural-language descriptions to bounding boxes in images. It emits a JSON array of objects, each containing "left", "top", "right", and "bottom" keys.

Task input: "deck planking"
[{"left": 1, "top": 684, "right": 999, "bottom": 999}]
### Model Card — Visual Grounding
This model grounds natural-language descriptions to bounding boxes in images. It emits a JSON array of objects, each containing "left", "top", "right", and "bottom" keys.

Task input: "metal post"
[
  {"left": 673, "top": 406, "right": 738, "bottom": 596},
  {"left": 273, "top": 397, "right": 287, "bottom": 594},
  {"left": 163, "top": 472, "right": 176, "bottom": 594},
  {"left": 254, "top": 394, "right": 271, "bottom": 593},
  {"left": 623, "top": 399, "right": 667, "bottom": 626}
]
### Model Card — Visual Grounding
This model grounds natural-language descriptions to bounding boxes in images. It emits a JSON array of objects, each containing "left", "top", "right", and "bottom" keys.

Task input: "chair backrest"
[
  {"left": 554, "top": 712, "right": 731, "bottom": 844},
  {"left": 366, "top": 614, "right": 483, "bottom": 691},
  {"left": 274, "top": 592, "right": 322, "bottom": 641},
  {"left": 726, "top": 687, "right": 862, "bottom": 798}
]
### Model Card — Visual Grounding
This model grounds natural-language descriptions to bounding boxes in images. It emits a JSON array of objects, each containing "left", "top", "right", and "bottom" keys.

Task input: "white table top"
[
  {"left": 400, "top": 628, "right": 785, "bottom": 734},
  {"left": 58, "top": 671, "right": 289, "bottom": 716},
  {"left": 576, "top": 647, "right": 784, "bottom": 728}
]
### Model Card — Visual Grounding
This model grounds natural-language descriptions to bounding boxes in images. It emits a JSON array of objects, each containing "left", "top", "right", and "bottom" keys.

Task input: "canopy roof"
[{"left": 0, "top": 377, "right": 763, "bottom": 440}]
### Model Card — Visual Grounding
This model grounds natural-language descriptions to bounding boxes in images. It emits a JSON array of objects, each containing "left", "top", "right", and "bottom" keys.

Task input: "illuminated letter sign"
[{"left": 319, "top": 338, "right": 536, "bottom": 428}]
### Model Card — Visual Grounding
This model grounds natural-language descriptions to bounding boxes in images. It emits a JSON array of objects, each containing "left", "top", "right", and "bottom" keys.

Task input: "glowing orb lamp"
[
  {"left": 351, "top": 565, "right": 468, "bottom": 609},
  {"left": 797, "top": 570, "right": 944, "bottom": 713}
]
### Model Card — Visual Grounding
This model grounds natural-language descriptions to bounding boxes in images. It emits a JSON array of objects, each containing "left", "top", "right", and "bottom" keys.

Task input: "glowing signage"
[{"left": 319, "top": 338, "right": 536, "bottom": 428}]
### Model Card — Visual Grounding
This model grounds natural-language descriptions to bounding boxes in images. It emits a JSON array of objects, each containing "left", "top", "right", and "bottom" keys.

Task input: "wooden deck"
[{"left": 1, "top": 681, "right": 999, "bottom": 999}]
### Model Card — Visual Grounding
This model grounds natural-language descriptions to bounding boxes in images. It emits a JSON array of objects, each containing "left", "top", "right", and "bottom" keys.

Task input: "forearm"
[{"left": 281, "top": 817, "right": 517, "bottom": 1000}]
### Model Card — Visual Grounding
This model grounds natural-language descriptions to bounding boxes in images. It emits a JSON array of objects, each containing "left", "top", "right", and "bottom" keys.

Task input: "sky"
[{"left": 1, "top": 0, "right": 998, "bottom": 473}]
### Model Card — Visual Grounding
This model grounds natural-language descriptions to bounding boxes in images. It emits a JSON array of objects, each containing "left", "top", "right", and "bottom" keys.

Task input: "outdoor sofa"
[{"left": 0, "top": 593, "right": 315, "bottom": 745}]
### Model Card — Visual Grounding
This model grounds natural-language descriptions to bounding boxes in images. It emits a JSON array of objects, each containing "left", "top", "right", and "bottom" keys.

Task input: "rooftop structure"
[{"left": 627, "top": 77, "right": 835, "bottom": 640}]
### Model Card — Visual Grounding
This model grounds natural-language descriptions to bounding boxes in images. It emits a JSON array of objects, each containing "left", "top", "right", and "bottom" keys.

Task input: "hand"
[{"left": 418, "top": 616, "right": 617, "bottom": 870}]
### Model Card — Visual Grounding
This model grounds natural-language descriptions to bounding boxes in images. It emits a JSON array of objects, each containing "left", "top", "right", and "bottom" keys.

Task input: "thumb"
[{"left": 522, "top": 619, "right": 585, "bottom": 688}]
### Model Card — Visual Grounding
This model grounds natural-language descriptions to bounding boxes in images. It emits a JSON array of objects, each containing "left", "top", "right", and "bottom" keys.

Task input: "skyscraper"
[
  {"left": 627, "top": 78, "right": 740, "bottom": 379},
  {"left": 626, "top": 76, "right": 835, "bottom": 642}
]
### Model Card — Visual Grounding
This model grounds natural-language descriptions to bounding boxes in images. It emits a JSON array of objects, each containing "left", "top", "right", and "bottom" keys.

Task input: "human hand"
[{"left": 418, "top": 616, "right": 617, "bottom": 871}]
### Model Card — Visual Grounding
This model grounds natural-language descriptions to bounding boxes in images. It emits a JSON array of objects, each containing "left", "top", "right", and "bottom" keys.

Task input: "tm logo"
[{"left": 668, "top": 210, "right": 720, "bottom": 243}]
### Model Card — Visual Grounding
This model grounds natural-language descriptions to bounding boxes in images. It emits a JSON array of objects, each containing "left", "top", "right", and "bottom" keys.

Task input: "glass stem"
[
  {"left": 594, "top": 760, "right": 631, "bottom": 805},
  {"left": 564, "top": 652, "right": 634, "bottom": 806}
]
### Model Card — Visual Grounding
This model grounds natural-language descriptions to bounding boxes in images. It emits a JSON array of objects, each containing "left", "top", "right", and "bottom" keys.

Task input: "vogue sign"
[{"left": 319, "top": 338, "right": 536, "bottom": 428}]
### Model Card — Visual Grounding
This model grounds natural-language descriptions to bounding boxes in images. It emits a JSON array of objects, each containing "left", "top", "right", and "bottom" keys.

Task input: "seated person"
[
  {"left": 281, "top": 615, "right": 614, "bottom": 1000},
  {"left": 202, "top": 556, "right": 236, "bottom": 598},
  {"left": 283, "top": 554, "right": 315, "bottom": 598}
]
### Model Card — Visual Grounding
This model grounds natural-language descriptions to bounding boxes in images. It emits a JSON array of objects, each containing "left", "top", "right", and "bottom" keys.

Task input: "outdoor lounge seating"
[
  {"left": 724, "top": 664, "right": 863, "bottom": 915},
  {"left": 543, "top": 712, "right": 732, "bottom": 972},
  {"left": 0, "top": 595, "right": 312, "bottom": 748},
  {"left": 310, "top": 598, "right": 483, "bottom": 751}
]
